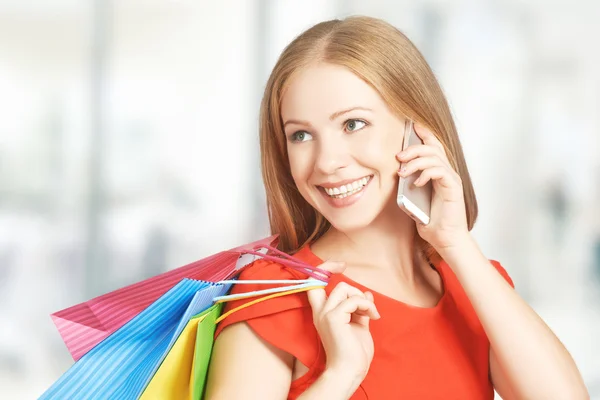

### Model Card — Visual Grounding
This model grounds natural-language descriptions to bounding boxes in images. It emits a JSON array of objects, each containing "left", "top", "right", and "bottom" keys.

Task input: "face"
[{"left": 281, "top": 63, "right": 406, "bottom": 233}]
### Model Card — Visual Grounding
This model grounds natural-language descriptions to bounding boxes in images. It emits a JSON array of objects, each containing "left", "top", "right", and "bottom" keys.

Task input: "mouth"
[{"left": 318, "top": 175, "right": 373, "bottom": 199}]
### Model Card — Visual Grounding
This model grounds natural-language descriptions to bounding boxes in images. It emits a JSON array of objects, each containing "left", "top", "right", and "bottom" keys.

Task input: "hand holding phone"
[{"left": 396, "top": 120, "right": 433, "bottom": 225}]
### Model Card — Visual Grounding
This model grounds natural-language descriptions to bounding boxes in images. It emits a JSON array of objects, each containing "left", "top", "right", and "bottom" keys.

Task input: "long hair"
[{"left": 259, "top": 16, "right": 477, "bottom": 262}]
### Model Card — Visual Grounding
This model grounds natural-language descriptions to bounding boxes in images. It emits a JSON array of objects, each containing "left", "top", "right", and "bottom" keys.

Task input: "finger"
[
  {"left": 398, "top": 156, "right": 447, "bottom": 178},
  {"left": 333, "top": 296, "right": 380, "bottom": 324},
  {"left": 316, "top": 260, "right": 346, "bottom": 277},
  {"left": 322, "top": 282, "right": 365, "bottom": 315},
  {"left": 351, "top": 291, "right": 377, "bottom": 327},
  {"left": 306, "top": 287, "right": 327, "bottom": 317},
  {"left": 397, "top": 145, "right": 450, "bottom": 168},
  {"left": 413, "top": 123, "right": 445, "bottom": 153},
  {"left": 328, "top": 296, "right": 381, "bottom": 325},
  {"left": 351, "top": 311, "right": 371, "bottom": 328},
  {"left": 351, "top": 291, "right": 376, "bottom": 317},
  {"left": 414, "top": 166, "right": 460, "bottom": 190}
]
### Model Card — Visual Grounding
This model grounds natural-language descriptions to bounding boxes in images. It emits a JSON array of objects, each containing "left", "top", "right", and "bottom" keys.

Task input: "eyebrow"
[{"left": 283, "top": 106, "right": 373, "bottom": 129}]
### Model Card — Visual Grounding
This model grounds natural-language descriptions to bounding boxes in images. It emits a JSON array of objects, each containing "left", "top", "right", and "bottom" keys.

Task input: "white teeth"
[{"left": 322, "top": 176, "right": 371, "bottom": 199}]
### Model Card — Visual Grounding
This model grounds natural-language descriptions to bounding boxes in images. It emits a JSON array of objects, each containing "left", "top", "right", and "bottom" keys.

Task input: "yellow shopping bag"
[
  {"left": 140, "top": 303, "right": 222, "bottom": 399},
  {"left": 140, "top": 302, "right": 222, "bottom": 400}
]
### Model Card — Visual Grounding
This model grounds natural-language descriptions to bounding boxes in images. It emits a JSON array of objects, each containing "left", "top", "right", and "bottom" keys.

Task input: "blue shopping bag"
[{"left": 40, "top": 279, "right": 231, "bottom": 400}]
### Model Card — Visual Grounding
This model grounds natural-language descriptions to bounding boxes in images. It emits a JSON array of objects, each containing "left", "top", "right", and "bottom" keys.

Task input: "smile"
[{"left": 320, "top": 175, "right": 372, "bottom": 199}]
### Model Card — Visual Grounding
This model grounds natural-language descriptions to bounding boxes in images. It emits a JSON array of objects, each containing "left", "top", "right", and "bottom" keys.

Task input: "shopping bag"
[
  {"left": 138, "top": 303, "right": 222, "bottom": 400},
  {"left": 43, "top": 280, "right": 326, "bottom": 400},
  {"left": 140, "top": 284, "right": 323, "bottom": 400},
  {"left": 52, "top": 235, "right": 278, "bottom": 361},
  {"left": 192, "top": 303, "right": 222, "bottom": 399},
  {"left": 40, "top": 279, "right": 232, "bottom": 400},
  {"left": 43, "top": 243, "right": 330, "bottom": 400}
]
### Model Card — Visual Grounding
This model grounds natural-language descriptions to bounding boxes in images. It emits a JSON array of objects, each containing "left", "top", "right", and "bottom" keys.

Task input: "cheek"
[
  {"left": 288, "top": 149, "right": 313, "bottom": 184},
  {"left": 352, "top": 129, "right": 402, "bottom": 170}
]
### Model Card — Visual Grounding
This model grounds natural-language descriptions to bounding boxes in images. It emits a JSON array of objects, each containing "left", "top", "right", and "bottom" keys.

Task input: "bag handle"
[
  {"left": 214, "top": 279, "right": 325, "bottom": 303},
  {"left": 237, "top": 245, "right": 331, "bottom": 281},
  {"left": 216, "top": 244, "right": 330, "bottom": 324},
  {"left": 214, "top": 284, "right": 322, "bottom": 324}
]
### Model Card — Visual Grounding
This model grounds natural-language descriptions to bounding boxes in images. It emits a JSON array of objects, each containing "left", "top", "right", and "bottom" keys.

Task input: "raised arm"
[
  {"left": 398, "top": 123, "right": 589, "bottom": 398},
  {"left": 440, "top": 237, "right": 589, "bottom": 400}
]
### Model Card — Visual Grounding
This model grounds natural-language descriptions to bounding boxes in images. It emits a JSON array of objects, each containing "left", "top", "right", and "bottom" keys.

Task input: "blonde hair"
[{"left": 259, "top": 16, "right": 477, "bottom": 262}]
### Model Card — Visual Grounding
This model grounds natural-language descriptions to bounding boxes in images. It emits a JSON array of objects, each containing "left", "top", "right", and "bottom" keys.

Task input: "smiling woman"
[
  {"left": 281, "top": 63, "right": 415, "bottom": 239},
  {"left": 204, "top": 16, "right": 589, "bottom": 400}
]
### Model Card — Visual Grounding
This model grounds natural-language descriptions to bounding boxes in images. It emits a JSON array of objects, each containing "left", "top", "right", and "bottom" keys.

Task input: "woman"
[{"left": 205, "top": 16, "right": 588, "bottom": 399}]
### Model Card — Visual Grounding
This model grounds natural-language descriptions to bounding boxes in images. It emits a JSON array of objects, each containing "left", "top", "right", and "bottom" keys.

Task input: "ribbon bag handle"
[
  {"left": 235, "top": 244, "right": 331, "bottom": 281},
  {"left": 214, "top": 284, "right": 323, "bottom": 324},
  {"left": 216, "top": 244, "right": 331, "bottom": 324},
  {"left": 214, "top": 279, "right": 326, "bottom": 303}
]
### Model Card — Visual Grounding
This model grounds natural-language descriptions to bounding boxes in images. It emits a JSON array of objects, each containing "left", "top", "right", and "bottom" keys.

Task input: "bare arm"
[
  {"left": 205, "top": 322, "right": 293, "bottom": 399},
  {"left": 440, "top": 235, "right": 589, "bottom": 399},
  {"left": 205, "top": 321, "right": 356, "bottom": 400},
  {"left": 296, "top": 370, "right": 362, "bottom": 400}
]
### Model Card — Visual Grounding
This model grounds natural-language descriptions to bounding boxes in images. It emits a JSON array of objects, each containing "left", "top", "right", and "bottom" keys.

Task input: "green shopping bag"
[{"left": 192, "top": 303, "right": 222, "bottom": 399}]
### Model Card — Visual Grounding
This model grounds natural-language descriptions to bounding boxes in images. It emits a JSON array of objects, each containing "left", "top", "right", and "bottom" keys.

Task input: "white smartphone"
[{"left": 396, "top": 120, "right": 432, "bottom": 225}]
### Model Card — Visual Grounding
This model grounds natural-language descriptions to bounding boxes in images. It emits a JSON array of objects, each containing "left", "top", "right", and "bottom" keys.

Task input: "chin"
[
  {"left": 320, "top": 207, "right": 381, "bottom": 234},
  {"left": 307, "top": 185, "right": 397, "bottom": 233},
  {"left": 328, "top": 219, "right": 371, "bottom": 234}
]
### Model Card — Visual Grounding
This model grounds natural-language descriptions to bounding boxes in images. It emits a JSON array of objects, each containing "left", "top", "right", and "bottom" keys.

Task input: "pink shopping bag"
[{"left": 51, "top": 235, "right": 278, "bottom": 361}]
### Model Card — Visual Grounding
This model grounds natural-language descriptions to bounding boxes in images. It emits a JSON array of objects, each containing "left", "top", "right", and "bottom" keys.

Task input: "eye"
[
  {"left": 345, "top": 119, "right": 367, "bottom": 132},
  {"left": 289, "top": 131, "right": 313, "bottom": 143}
]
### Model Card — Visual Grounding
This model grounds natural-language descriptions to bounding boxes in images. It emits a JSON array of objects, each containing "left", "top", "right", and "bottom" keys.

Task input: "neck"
[{"left": 313, "top": 203, "right": 425, "bottom": 282}]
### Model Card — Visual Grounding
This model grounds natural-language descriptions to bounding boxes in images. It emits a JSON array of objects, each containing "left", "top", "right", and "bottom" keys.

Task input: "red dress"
[{"left": 215, "top": 245, "right": 514, "bottom": 399}]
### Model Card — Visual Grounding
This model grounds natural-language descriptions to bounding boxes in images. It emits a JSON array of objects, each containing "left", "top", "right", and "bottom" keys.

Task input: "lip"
[
  {"left": 317, "top": 175, "right": 372, "bottom": 189},
  {"left": 317, "top": 175, "right": 373, "bottom": 209}
]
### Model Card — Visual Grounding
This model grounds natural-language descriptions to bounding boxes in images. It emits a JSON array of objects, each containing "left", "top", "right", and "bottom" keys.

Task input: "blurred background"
[{"left": 0, "top": 0, "right": 599, "bottom": 398}]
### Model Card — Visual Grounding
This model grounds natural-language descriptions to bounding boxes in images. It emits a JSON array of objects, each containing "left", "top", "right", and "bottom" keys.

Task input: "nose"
[{"left": 314, "top": 135, "right": 348, "bottom": 175}]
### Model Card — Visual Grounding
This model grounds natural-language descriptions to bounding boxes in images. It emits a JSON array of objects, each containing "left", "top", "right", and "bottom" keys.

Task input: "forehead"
[{"left": 280, "top": 63, "right": 386, "bottom": 121}]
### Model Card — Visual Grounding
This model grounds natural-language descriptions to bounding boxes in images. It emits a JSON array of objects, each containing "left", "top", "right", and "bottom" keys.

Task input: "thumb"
[{"left": 314, "top": 260, "right": 346, "bottom": 280}]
